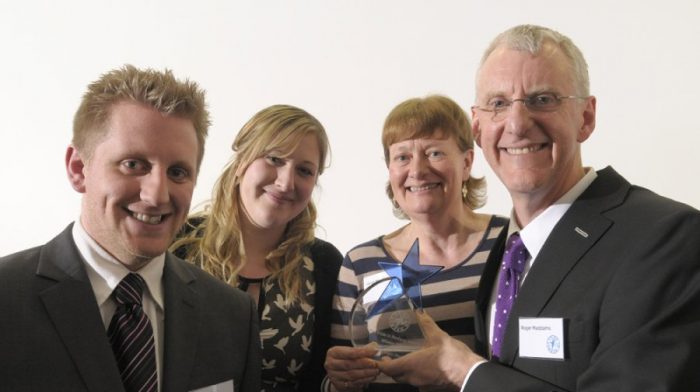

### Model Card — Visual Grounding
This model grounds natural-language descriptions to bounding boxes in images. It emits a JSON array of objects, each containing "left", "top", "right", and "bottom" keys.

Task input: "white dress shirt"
[
  {"left": 72, "top": 222, "right": 165, "bottom": 391},
  {"left": 461, "top": 168, "right": 597, "bottom": 391}
]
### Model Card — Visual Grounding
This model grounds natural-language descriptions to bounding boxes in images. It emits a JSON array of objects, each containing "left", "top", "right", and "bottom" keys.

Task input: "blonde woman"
[{"left": 173, "top": 104, "right": 343, "bottom": 392}]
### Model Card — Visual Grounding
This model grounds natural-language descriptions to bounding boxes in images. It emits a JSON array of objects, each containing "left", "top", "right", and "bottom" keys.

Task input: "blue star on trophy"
[{"left": 349, "top": 239, "right": 443, "bottom": 356}]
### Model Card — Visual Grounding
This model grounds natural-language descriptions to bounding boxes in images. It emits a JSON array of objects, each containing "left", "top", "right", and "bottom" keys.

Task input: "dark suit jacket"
[
  {"left": 298, "top": 239, "right": 343, "bottom": 391},
  {"left": 470, "top": 167, "right": 700, "bottom": 391},
  {"left": 0, "top": 224, "right": 261, "bottom": 392}
]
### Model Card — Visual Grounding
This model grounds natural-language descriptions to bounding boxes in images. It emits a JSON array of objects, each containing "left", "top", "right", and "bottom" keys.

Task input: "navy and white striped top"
[{"left": 329, "top": 215, "right": 507, "bottom": 390}]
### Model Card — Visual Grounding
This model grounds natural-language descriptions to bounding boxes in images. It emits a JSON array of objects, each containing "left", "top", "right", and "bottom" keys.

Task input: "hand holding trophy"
[{"left": 349, "top": 239, "right": 442, "bottom": 357}]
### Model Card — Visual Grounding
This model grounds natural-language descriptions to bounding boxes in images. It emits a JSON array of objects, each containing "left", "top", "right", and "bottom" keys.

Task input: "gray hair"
[{"left": 477, "top": 24, "right": 590, "bottom": 96}]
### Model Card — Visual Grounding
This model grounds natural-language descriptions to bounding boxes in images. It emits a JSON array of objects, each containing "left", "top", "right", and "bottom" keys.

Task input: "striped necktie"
[{"left": 108, "top": 273, "right": 158, "bottom": 392}]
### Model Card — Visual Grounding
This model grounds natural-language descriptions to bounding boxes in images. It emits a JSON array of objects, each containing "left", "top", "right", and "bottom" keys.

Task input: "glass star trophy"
[{"left": 348, "top": 239, "right": 443, "bottom": 358}]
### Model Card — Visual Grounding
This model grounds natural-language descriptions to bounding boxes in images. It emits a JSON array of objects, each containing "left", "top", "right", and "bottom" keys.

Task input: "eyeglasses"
[{"left": 471, "top": 93, "right": 588, "bottom": 122}]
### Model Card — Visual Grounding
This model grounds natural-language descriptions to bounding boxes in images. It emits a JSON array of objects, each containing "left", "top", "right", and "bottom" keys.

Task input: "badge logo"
[{"left": 546, "top": 335, "right": 561, "bottom": 354}]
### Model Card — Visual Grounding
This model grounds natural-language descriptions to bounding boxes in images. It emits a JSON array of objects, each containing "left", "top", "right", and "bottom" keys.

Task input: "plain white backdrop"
[{"left": 1, "top": 0, "right": 699, "bottom": 257}]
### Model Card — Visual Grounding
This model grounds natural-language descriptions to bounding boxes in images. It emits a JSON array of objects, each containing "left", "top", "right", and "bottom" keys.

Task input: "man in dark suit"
[
  {"left": 379, "top": 24, "right": 700, "bottom": 391},
  {"left": 0, "top": 65, "right": 261, "bottom": 392}
]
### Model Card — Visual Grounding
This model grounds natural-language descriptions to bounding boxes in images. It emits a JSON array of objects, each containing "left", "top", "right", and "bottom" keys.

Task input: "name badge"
[
  {"left": 189, "top": 379, "right": 234, "bottom": 392},
  {"left": 518, "top": 317, "right": 565, "bottom": 360}
]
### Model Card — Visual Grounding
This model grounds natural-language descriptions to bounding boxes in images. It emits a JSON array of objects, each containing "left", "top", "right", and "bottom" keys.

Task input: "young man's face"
[{"left": 66, "top": 100, "right": 199, "bottom": 270}]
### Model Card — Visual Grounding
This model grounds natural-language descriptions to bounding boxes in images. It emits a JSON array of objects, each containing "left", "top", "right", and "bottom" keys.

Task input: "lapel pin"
[{"left": 574, "top": 227, "right": 589, "bottom": 238}]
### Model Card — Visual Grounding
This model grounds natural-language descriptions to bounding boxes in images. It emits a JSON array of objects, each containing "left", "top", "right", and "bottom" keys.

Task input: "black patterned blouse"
[
  {"left": 173, "top": 221, "right": 343, "bottom": 392},
  {"left": 238, "top": 257, "right": 316, "bottom": 392}
]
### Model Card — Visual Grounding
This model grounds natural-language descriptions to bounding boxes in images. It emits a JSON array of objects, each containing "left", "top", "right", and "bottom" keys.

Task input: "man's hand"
[
  {"left": 377, "top": 311, "right": 485, "bottom": 391},
  {"left": 325, "top": 343, "right": 380, "bottom": 391}
]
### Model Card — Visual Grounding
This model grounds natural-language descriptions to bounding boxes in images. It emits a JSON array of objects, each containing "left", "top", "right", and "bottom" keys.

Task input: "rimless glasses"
[{"left": 471, "top": 92, "right": 588, "bottom": 122}]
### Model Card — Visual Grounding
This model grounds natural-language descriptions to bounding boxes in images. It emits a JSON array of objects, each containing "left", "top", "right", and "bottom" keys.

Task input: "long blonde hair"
[{"left": 172, "top": 104, "right": 329, "bottom": 303}]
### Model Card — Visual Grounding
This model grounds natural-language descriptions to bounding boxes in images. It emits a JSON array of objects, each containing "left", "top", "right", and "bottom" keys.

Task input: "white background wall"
[{"left": 1, "top": 0, "right": 699, "bottom": 257}]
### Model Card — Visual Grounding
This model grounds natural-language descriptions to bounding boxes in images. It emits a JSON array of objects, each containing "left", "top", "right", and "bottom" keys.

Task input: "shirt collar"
[
  {"left": 509, "top": 168, "right": 597, "bottom": 261},
  {"left": 72, "top": 221, "right": 165, "bottom": 311}
]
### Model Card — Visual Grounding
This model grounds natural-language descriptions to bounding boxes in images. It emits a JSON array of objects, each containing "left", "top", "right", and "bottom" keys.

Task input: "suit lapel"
[
  {"left": 474, "top": 227, "right": 508, "bottom": 356},
  {"left": 500, "top": 167, "right": 630, "bottom": 363},
  {"left": 37, "top": 225, "right": 125, "bottom": 392},
  {"left": 161, "top": 255, "right": 200, "bottom": 391}
]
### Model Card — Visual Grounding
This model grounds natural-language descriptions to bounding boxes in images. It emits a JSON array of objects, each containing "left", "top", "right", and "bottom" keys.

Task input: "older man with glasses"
[{"left": 378, "top": 24, "right": 700, "bottom": 392}]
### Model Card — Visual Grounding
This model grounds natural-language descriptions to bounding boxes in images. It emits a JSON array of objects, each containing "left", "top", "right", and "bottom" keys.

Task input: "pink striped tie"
[{"left": 108, "top": 273, "right": 158, "bottom": 392}]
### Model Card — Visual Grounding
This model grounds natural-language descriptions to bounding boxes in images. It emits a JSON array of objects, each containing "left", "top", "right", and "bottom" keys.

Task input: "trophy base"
[
  {"left": 376, "top": 342, "right": 423, "bottom": 358},
  {"left": 350, "top": 275, "right": 428, "bottom": 359}
]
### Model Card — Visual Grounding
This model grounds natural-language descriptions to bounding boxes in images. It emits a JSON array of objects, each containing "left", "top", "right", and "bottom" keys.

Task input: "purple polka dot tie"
[
  {"left": 492, "top": 233, "right": 528, "bottom": 359},
  {"left": 107, "top": 273, "right": 158, "bottom": 392}
]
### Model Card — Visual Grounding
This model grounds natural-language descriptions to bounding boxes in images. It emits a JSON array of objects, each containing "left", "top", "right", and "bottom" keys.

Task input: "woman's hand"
[{"left": 325, "top": 344, "right": 380, "bottom": 391}]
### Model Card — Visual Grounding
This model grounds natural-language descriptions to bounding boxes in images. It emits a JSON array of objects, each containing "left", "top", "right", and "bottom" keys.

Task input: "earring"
[
  {"left": 462, "top": 182, "right": 469, "bottom": 202},
  {"left": 391, "top": 199, "right": 406, "bottom": 219}
]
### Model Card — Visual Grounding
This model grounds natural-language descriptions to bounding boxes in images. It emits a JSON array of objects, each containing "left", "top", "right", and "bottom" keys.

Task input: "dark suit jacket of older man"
[
  {"left": 471, "top": 167, "right": 700, "bottom": 392},
  {"left": 0, "top": 223, "right": 261, "bottom": 392}
]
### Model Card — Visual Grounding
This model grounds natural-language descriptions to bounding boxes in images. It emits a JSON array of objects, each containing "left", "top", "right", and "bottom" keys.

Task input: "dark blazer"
[
  {"left": 471, "top": 167, "right": 700, "bottom": 391},
  {"left": 0, "top": 224, "right": 261, "bottom": 392},
  {"left": 298, "top": 239, "right": 343, "bottom": 391}
]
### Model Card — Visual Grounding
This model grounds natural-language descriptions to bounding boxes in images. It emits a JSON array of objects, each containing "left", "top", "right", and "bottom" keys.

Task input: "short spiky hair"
[{"left": 72, "top": 64, "right": 210, "bottom": 167}]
